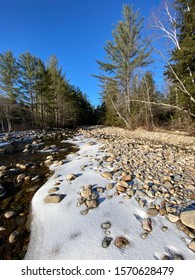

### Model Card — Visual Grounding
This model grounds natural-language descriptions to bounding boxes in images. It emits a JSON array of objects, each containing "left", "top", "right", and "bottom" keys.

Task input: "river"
[{"left": 0, "top": 129, "right": 78, "bottom": 260}]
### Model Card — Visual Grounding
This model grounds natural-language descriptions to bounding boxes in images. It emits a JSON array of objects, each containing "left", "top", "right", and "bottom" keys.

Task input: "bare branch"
[{"left": 130, "top": 99, "right": 195, "bottom": 118}]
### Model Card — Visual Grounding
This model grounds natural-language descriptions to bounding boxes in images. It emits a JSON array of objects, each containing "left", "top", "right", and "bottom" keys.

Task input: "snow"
[{"left": 25, "top": 134, "right": 195, "bottom": 260}]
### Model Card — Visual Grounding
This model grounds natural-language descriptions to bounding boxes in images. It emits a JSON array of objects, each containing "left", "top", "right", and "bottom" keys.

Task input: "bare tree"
[{"left": 153, "top": 2, "right": 195, "bottom": 108}]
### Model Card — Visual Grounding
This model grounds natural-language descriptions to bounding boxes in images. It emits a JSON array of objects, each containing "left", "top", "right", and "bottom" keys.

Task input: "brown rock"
[
  {"left": 101, "top": 171, "right": 112, "bottom": 179},
  {"left": 147, "top": 208, "right": 158, "bottom": 217},
  {"left": 188, "top": 239, "right": 195, "bottom": 252},
  {"left": 114, "top": 237, "right": 129, "bottom": 248},
  {"left": 116, "top": 186, "right": 126, "bottom": 193},
  {"left": 43, "top": 194, "right": 65, "bottom": 203},
  {"left": 121, "top": 174, "right": 132, "bottom": 182},
  {"left": 17, "top": 173, "right": 26, "bottom": 182},
  {"left": 48, "top": 187, "right": 60, "bottom": 193},
  {"left": 180, "top": 210, "right": 195, "bottom": 230},
  {"left": 167, "top": 214, "right": 179, "bottom": 223},
  {"left": 142, "top": 218, "right": 152, "bottom": 232}
]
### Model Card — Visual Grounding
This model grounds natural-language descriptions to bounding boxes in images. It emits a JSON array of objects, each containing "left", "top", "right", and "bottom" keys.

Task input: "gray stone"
[
  {"left": 162, "top": 226, "right": 168, "bottom": 232},
  {"left": 86, "top": 199, "right": 99, "bottom": 208},
  {"left": 173, "top": 254, "right": 184, "bottom": 260},
  {"left": 102, "top": 236, "right": 113, "bottom": 248},
  {"left": 43, "top": 194, "right": 65, "bottom": 203},
  {"left": 180, "top": 210, "right": 195, "bottom": 230},
  {"left": 101, "top": 222, "right": 111, "bottom": 230},
  {"left": 141, "top": 232, "right": 148, "bottom": 239}
]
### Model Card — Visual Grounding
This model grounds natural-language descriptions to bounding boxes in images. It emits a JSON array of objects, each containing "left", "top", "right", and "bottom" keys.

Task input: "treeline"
[
  {"left": 95, "top": 0, "right": 195, "bottom": 129},
  {"left": 0, "top": 52, "right": 95, "bottom": 131}
]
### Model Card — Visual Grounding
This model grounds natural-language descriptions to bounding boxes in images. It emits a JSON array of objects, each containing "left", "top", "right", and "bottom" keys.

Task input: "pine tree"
[
  {"left": 18, "top": 52, "right": 40, "bottom": 126},
  {"left": 0, "top": 50, "right": 19, "bottom": 101},
  {"left": 95, "top": 4, "right": 151, "bottom": 128},
  {"left": 0, "top": 51, "right": 19, "bottom": 130}
]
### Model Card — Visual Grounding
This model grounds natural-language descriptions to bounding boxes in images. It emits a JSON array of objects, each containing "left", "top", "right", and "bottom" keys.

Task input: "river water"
[{"left": 0, "top": 129, "right": 78, "bottom": 260}]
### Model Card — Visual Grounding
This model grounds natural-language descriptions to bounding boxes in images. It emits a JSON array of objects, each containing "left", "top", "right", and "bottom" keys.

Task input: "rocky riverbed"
[
  {"left": 78, "top": 126, "right": 195, "bottom": 256},
  {"left": 25, "top": 126, "right": 195, "bottom": 260},
  {"left": 0, "top": 129, "right": 78, "bottom": 260}
]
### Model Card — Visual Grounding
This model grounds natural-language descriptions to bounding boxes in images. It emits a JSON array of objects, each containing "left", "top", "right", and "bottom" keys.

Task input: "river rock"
[
  {"left": 85, "top": 199, "right": 99, "bottom": 208},
  {"left": 142, "top": 218, "right": 152, "bottom": 232},
  {"left": 66, "top": 173, "right": 76, "bottom": 181},
  {"left": 167, "top": 214, "right": 179, "bottom": 223},
  {"left": 114, "top": 237, "right": 129, "bottom": 248},
  {"left": 4, "top": 210, "right": 18, "bottom": 219},
  {"left": 188, "top": 239, "right": 195, "bottom": 252},
  {"left": 17, "top": 173, "right": 26, "bottom": 182},
  {"left": 116, "top": 186, "right": 126, "bottom": 193},
  {"left": 101, "top": 222, "right": 111, "bottom": 229},
  {"left": 101, "top": 171, "right": 112, "bottom": 179},
  {"left": 147, "top": 208, "right": 158, "bottom": 217},
  {"left": 0, "top": 165, "right": 7, "bottom": 171},
  {"left": 80, "top": 188, "right": 92, "bottom": 198},
  {"left": 43, "top": 194, "right": 65, "bottom": 203},
  {"left": 48, "top": 187, "right": 60, "bottom": 193},
  {"left": 8, "top": 230, "right": 21, "bottom": 244},
  {"left": 102, "top": 236, "right": 113, "bottom": 248},
  {"left": 121, "top": 174, "right": 133, "bottom": 182},
  {"left": 180, "top": 210, "right": 195, "bottom": 230}
]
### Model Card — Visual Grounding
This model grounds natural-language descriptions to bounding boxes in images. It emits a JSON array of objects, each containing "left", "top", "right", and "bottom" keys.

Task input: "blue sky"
[{"left": 0, "top": 0, "right": 166, "bottom": 106}]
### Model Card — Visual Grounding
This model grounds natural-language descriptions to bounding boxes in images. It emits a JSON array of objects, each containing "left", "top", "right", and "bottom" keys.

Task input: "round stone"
[
  {"left": 101, "top": 222, "right": 111, "bottom": 230},
  {"left": 114, "top": 237, "right": 129, "bottom": 248}
]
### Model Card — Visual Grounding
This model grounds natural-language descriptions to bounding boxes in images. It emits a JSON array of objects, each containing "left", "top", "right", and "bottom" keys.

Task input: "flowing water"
[{"left": 0, "top": 130, "right": 78, "bottom": 259}]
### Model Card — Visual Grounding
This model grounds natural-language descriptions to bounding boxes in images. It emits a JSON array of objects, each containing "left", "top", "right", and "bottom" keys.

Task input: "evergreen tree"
[
  {"left": 18, "top": 52, "right": 40, "bottom": 126},
  {"left": 0, "top": 50, "right": 19, "bottom": 101},
  {"left": 0, "top": 51, "right": 19, "bottom": 130},
  {"left": 95, "top": 4, "right": 151, "bottom": 128}
]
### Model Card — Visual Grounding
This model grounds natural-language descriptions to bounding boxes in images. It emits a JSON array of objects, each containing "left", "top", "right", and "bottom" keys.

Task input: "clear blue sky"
[{"left": 0, "top": 0, "right": 165, "bottom": 106}]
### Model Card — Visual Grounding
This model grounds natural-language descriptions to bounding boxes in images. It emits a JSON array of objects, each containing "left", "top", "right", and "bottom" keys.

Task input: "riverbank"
[{"left": 26, "top": 127, "right": 195, "bottom": 260}]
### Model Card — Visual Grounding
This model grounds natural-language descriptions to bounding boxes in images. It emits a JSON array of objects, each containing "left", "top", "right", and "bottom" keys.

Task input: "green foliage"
[
  {"left": 0, "top": 51, "right": 95, "bottom": 130},
  {"left": 0, "top": 50, "right": 19, "bottom": 101},
  {"left": 94, "top": 4, "right": 152, "bottom": 128}
]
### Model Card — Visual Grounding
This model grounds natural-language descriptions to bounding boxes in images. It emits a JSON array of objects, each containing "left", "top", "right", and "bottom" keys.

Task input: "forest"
[{"left": 0, "top": 0, "right": 194, "bottom": 131}]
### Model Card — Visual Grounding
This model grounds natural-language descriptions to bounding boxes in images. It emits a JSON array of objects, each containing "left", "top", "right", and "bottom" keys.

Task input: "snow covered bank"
[{"left": 25, "top": 133, "right": 195, "bottom": 260}]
